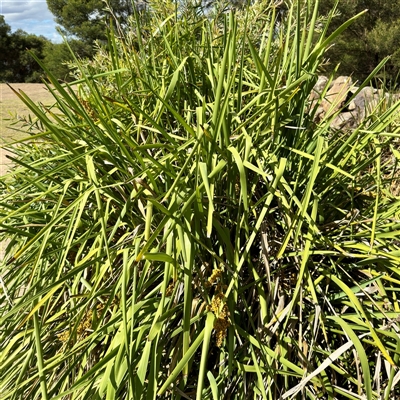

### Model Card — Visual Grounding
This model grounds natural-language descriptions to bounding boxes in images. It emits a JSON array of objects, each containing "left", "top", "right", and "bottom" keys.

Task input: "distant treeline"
[
  {"left": 0, "top": 15, "right": 91, "bottom": 83},
  {"left": 3, "top": 0, "right": 400, "bottom": 85}
]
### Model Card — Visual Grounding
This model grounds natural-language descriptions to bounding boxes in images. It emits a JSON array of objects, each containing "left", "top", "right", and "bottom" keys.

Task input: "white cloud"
[{"left": 0, "top": 1, "right": 62, "bottom": 42}]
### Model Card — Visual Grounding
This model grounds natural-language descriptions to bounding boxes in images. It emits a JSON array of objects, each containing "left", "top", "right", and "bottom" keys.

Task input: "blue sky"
[{"left": 1, "top": 1, "right": 62, "bottom": 42}]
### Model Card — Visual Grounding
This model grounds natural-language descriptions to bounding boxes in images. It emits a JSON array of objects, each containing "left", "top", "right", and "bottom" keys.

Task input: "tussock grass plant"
[{"left": 1, "top": 0, "right": 400, "bottom": 398}]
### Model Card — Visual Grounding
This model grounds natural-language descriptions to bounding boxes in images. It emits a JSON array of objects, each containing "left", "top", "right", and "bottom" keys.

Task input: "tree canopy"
[
  {"left": 44, "top": 0, "right": 400, "bottom": 85},
  {"left": 319, "top": 0, "right": 400, "bottom": 84},
  {"left": 46, "top": 0, "right": 134, "bottom": 45},
  {"left": 0, "top": 15, "right": 92, "bottom": 82},
  {"left": 0, "top": 15, "right": 49, "bottom": 82}
]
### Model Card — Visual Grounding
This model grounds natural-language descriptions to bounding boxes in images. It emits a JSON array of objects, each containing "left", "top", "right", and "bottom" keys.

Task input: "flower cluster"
[
  {"left": 57, "top": 303, "right": 104, "bottom": 345},
  {"left": 206, "top": 266, "right": 230, "bottom": 347},
  {"left": 209, "top": 292, "right": 231, "bottom": 347}
]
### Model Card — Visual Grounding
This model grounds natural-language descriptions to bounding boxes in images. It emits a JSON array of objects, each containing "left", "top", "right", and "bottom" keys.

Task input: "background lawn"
[
  {"left": 0, "top": 83, "right": 54, "bottom": 143},
  {"left": 0, "top": 83, "right": 54, "bottom": 258}
]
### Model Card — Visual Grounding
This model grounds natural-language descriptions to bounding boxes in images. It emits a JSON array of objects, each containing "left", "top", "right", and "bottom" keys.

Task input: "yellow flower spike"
[{"left": 209, "top": 292, "right": 231, "bottom": 347}]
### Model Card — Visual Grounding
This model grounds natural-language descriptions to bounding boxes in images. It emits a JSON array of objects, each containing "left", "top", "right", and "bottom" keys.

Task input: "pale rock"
[
  {"left": 310, "top": 76, "right": 399, "bottom": 130},
  {"left": 331, "top": 111, "right": 357, "bottom": 130},
  {"left": 321, "top": 76, "right": 353, "bottom": 117}
]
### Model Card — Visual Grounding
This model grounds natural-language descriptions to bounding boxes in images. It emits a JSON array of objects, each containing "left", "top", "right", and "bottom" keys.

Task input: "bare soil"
[
  {"left": 0, "top": 82, "right": 54, "bottom": 139},
  {"left": 0, "top": 82, "right": 51, "bottom": 101},
  {"left": 0, "top": 83, "right": 54, "bottom": 259},
  {"left": 0, "top": 83, "right": 54, "bottom": 168}
]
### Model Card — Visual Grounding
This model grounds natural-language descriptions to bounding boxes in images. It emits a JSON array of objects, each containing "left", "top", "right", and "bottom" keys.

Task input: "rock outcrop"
[{"left": 310, "top": 76, "right": 400, "bottom": 130}]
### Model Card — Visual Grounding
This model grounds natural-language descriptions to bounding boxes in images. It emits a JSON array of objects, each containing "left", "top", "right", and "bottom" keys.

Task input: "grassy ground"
[
  {"left": 0, "top": 83, "right": 54, "bottom": 143},
  {"left": 0, "top": 83, "right": 54, "bottom": 258}
]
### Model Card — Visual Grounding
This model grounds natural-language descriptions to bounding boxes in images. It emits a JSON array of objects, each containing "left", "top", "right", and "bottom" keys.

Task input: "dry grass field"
[
  {"left": 0, "top": 83, "right": 54, "bottom": 172},
  {"left": 0, "top": 83, "right": 54, "bottom": 142},
  {"left": 0, "top": 83, "right": 54, "bottom": 258}
]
